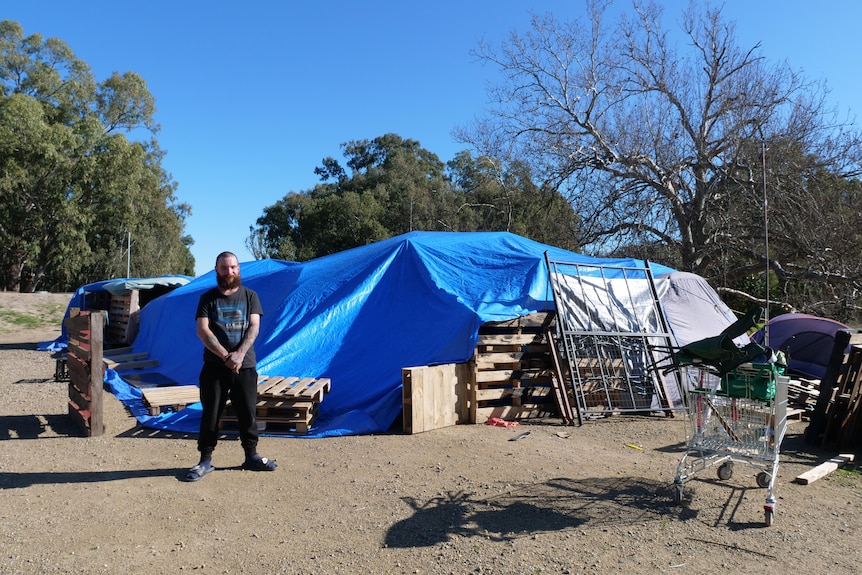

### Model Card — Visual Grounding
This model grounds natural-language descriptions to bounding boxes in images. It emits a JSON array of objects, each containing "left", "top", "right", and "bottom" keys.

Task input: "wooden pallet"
[
  {"left": 223, "top": 375, "right": 331, "bottom": 434},
  {"left": 470, "top": 312, "right": 559, "bottom": 423},
  {"left": 105, "top": 290, "right": 140, "bottom": 344},
  {"left": 103, "top": 350, "right": 159, "bottom": 371},
  {"left": 141, "top": 385, "right": 200, "bottom": 415},
  {"left": 257, "top": 376, "right": 331, "bottom": 402},
  {"left": 821, "top": 345, "right": 862, "bottom": 450},
  {"left": 805, "top": 330, "right": 862, "bottom": 444}
]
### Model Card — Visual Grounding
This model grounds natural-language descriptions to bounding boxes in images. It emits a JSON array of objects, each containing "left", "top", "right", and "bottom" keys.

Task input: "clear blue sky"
[{"left": 5, "top": 1, "right": 861, "bottom": 276}]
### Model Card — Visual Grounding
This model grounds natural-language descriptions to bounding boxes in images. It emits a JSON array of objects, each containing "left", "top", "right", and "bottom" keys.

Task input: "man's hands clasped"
[{"left": 223, "top": 350, "right": 243, "bottom": 374}]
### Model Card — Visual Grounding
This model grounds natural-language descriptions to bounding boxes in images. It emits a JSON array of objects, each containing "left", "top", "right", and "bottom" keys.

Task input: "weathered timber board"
[
  {"left": 103, "top": 352, "right": 150, "bottom": 363},
  {"left": 67, "top": 340, "right": 91, "bottom": 362},
  {"left": 104, "top": 346, "right": 134, "bottom": 357},
  {"left": 106, "top": 358, "right": 160, "bottom": 371},
  {"left": 68, "top": 382, "right": 91, "bottom": 410},
  {"left": 67, "top": 402, "right": 90, "bottom": 434},
  {"left": 795, "top": 454, "right": 855, "bottom": 484},
  {"left": 473, "top": 404, "right": 557, "bottom": 423},
  {"left": 66, "top": 354, "right": 90, "bottom": 383}
]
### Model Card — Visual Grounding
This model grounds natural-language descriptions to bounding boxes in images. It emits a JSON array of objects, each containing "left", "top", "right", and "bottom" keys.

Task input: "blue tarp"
[{"left": 52, "top": 232, "right": 675, "bottom": 437}]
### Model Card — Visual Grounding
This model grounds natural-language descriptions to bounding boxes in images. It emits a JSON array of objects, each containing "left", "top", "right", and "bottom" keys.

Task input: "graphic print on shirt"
[{"left": 216, "top": 303, "right": 247, "bottom": 347}]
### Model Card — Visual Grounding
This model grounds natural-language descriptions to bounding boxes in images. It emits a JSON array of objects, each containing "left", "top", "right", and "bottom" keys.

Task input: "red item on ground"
[{"left": 485, "top": 417, "right": 519, "bottom": 427}]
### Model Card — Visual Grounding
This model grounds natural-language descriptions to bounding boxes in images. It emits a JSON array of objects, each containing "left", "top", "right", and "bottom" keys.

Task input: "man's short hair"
[{"left": 215, "top": 251, "right": 238, "bottom": 266}]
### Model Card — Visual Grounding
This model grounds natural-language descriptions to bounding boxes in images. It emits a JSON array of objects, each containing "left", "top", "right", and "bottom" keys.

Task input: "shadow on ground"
[
  {"left": 384, "top": 475, "right": 690, "bottom": 548},
  {"left": 0, "top": 467, "right": 188, "bottom": 489},
  {"left": 0, "top": 414, "right": 83, "bottom": 439}
]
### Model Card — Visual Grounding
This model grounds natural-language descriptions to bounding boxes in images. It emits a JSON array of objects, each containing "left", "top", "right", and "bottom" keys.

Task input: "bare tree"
[{"left": 457, "top": 0, "right": 862, "bottom": 295}]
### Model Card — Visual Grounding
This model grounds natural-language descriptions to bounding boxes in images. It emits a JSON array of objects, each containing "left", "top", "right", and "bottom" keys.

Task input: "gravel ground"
[{"left": 1, "top": 292, "right": 861, "bottom": 574}]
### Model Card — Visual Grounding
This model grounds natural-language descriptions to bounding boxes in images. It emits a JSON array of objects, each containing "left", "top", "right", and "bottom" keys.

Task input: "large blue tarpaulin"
[{"left": 54, "top": 232, "right": 676, "bottom": 437}]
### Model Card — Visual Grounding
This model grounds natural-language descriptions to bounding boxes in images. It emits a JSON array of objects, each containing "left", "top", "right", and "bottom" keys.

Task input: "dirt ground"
[{"left": 1, "top": 292, "right": 861, "bottom": 575}]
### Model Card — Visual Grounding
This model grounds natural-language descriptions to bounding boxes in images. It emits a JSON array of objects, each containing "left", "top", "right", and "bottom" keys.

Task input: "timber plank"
[
  {"left": 795, "top": 454, "right": 856, "bottom": 485},
  {"left": 104, "top": 346, "right": 134, "bottom": 356},
  {"left": 258, "top": 376, "right": 297, "bottom": 395},
  {"left": 105, "top": 358, "right": 159, "bottom": 371},
  {"left": 477, "top": 333, "right": 539, "bottom": 346}
]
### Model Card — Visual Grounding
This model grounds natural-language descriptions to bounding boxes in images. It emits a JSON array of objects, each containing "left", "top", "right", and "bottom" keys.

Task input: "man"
[{"left": 183, "top": 251, "right": 277, "bottom": 482}]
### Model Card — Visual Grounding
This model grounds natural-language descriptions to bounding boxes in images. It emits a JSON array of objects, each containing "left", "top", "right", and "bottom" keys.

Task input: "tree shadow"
[{"left": 384, "top": 475, "right": 685, "bottom": 549}]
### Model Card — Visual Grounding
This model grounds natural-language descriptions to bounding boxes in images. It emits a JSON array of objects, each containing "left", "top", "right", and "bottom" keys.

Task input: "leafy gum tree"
[
  {"left": 248, "top": 134, "right": 581, "bottom": 261},
  {"left": 0, "top": 20, "right": 193, "bottom": 291}
]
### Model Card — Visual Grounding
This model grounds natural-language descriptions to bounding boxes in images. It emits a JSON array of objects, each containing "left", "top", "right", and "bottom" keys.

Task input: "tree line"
[
  {"left": 245, "top": 134, "right": 580, "bottom": 262},
  {"left": 6, "top": 3, "right": 862, "bottom": 326},
  {"left": 453, "top": 1, "right": 862, "bottom": 323}
]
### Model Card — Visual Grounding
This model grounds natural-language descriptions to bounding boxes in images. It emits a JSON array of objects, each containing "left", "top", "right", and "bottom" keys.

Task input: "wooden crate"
[{"left": 402, "top": 363, "right": 471, "bottom": 434}]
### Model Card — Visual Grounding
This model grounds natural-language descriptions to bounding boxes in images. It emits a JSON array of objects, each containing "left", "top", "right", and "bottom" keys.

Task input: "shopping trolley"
[{"left": 671, "top": 363, "right": 789, "bottom": 526}]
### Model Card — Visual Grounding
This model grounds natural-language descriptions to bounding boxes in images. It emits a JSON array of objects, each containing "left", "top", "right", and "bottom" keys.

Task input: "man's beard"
[{"left": 217, "top": 272, "right": 241, "bottom": 290}]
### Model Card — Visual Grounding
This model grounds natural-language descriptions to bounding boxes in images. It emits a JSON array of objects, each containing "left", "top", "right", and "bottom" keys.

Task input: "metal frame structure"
[{"left": 545, "top": 254, "right": 679, "bottom": 425}]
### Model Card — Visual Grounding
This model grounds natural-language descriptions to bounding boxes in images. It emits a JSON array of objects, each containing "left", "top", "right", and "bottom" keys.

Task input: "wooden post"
[{"left": 88, "top": 311, "right": 104, "bottom": 436}]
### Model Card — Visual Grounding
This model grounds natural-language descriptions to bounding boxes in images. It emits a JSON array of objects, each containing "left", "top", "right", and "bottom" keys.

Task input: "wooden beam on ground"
[{"left": 794, "top": 454, "right": 856, "bottom": 485}]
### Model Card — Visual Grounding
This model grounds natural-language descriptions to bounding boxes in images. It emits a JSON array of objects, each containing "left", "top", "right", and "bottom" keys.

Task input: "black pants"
[{"left": 197, "top": 362, "right": 258, "bottom": 460}]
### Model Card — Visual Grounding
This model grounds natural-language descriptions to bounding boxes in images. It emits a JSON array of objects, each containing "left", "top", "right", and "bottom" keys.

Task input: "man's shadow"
[{"left": 0, "top": 467, "right": 188, "bottom": 489}]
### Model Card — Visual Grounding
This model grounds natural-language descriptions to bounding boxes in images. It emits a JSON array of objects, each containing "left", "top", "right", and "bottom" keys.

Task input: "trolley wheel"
[
  {"left": 764, "top": 506, "right": 775, "bottom": 526},
  {"left": 672, "top": 484, "right": 683, "bottom": 505},
  {"left": 717, "top": 462, "right": 733, "bottom": 480},
  {"left": 756, "top": 471, "right": 771, "bottom": 489}
]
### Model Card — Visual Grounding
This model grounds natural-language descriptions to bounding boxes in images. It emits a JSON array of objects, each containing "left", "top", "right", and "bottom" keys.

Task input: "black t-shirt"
[{"left": 196, "top": 285, "right": 263, "bottom": 368}]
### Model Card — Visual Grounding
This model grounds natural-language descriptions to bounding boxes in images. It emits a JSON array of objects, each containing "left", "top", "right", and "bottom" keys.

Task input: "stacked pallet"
[
  {"left": 786, "top": 376, "right": 820, "bottom": 419},
  {"left": 820, "top": 345, "right": 862, "bottom": 450},
  {"left": 470, "top": 312, "right": 558, "bottom": 423},
  {"left": 105, "top": 290, "right": 140, "bottom": 344},
  {"left": 102, "top": 347, "right": 159, "bottom": 371},
  {"left": 806, "top": 329, "right": 862, "bottom": 446},
  {"left": 81, "top": 290, "right": 141, "bottom": 345},
  {"left": 223, "top": 376, "right": 331, "bottom": 434}
]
